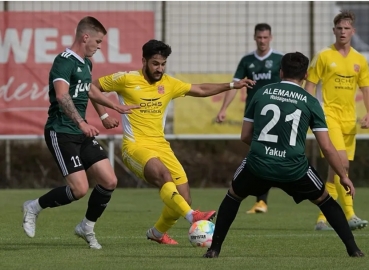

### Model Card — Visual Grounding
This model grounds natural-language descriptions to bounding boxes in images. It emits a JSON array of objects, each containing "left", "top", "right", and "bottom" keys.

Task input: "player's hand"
[
  {"left": 234, "top": 78, "right": 256, "bottom": 89},
  {"left": 113, "top": 104, "right": 141, "bottom": 114},
  {"left": 360, "top": 113, "right": 369, "bottom": 129},
  {"left": 216, "top": 109, "right": 227, "bottom": 123},
  {"left": 339, "top": 176, "right": 355, "bottom": 198},
  {"left": 78, "top": 121, "right": 99, "bottom": 137},
  {"left": 102, "top": 116, "right": 119, "bottom": 129}
]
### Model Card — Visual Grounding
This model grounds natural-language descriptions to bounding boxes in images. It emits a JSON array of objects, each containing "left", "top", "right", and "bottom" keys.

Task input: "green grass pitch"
[{"left": 1, "top": 188, "right": 368, "bottom": 270}]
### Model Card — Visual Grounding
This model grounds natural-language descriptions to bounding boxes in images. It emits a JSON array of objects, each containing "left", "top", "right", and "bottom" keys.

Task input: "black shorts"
[
  {"left": 44, "top": 129, "right": 108, "bottom": 177},
  {"left": 232, "top": 158, "right": 325, "bottom": 204}
]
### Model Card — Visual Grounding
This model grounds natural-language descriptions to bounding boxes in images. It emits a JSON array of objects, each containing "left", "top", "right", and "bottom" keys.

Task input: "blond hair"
[{"left": 333, "top": 10, "right": 355, "bottom": 26}]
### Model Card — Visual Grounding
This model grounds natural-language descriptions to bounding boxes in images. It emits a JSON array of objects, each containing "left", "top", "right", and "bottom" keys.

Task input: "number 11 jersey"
[{"left": 244, "top": 81, "right": 327, "bottom": 182}]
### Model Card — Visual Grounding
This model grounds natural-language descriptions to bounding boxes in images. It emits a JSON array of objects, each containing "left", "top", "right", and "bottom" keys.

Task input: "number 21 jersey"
[{"left": 244, "top": 81, "right": 327, "bottom": 182}]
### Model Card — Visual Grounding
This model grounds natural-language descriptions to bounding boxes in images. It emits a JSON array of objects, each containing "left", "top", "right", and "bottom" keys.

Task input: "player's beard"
[{"left": 145, "top": 66, "right": 163, "bottom": 83}]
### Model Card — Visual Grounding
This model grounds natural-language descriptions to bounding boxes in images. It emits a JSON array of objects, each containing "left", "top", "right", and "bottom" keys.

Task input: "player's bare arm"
[
  {"left": 54, "top": 78, "right": 99, "bottom": 137},
  {"left": 88, "top": 83, "right": 140, "bottom": 114},
  {"left": 240, "top": 120, "right": 253, "bottom": 145},
  {"left": 360, "top": 86, "right": 369, "bottom": 128},
  {"left": 187, "top": 78, "right": 255, "bottom": 98},
  {"left": 216, "top": 87, "right": 239, "bottom": 123},
  {"left": 304, "top": 80, "right": 316, "bottom": 96},
  {"left": 314, "top": 131, "right": 355, "bottom": 197},
  {"left": 91, "top": 101, "right": 119, "bottom": 129},
  {"left": 54, "top": 80, "right": 85, "bottom": 125}
]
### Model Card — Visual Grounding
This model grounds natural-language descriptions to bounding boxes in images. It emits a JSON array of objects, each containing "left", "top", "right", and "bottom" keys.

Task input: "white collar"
[
  {"left": 253, "top": 48, "right": 273, "bottom": 61},
  {"left": 66, "top": 48, "right": 85, "bottom": 64}
]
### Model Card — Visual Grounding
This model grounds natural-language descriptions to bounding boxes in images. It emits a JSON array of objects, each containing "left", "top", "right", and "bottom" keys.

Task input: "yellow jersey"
[
  {"left": 307, "top": 44, "right": 369, "bottom": 133},
  {"left": 99, "top": 70, "right": 191, "bottom": 144}
]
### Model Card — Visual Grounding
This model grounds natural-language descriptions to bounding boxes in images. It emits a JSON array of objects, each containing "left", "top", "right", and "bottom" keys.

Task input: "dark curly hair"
[
  {"left": 142, "top": 40, "right": 172, "bottom": 60},
  {"left": 281, "top": 52, "right": 309, "bottom": 81}
]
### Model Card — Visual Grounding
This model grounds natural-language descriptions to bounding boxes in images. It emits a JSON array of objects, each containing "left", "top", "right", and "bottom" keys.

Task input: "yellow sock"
[
  {"left": 334, "top": 174, "right": 355, "bottom": 220},
  {"left": 317, "top": 181, "right": 337, "bottom": 223},
  {"left": 154, "top": 205, "right": 181, "bottom": 234},
  {"left": 159, "top": 182, "right": 191, "bottom": 217}
]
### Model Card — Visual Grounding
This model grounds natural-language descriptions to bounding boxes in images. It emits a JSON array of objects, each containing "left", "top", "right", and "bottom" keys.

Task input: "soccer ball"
[{"left": 188, "top": 220, "right": 215, "bottom": 247}]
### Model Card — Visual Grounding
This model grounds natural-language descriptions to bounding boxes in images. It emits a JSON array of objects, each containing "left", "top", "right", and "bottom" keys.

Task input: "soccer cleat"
[
  {"left": 246, "top": 200, "right": 267, "bottom": 214},
  {"left": 314, "top": 220, "right": 334, "bottom": 231},
  {"left": 348, "top": 216, "right": 368, "bottom": 231},
  {"left": 203, "top": 249, "right": 219, "bottom": 258},
  {"left": 350, "top": 250, "right": 365, "bottom": 257},
  {"left": 191, "top": 210, "right": 216, "bottom": 223},
  {"left": 22, "top": 200, "right": 39, "bottom": 238},
  {"left": 74, "top": 223, "right": 102, "bottom": 249},
  {"left": 146, "top": 228, "right": 178, "bottom": 245}
]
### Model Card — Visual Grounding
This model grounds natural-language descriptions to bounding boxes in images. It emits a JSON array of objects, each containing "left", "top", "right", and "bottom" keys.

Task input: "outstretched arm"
[{"left": 186, "top": 79, "right": 255, "bottom": 97}]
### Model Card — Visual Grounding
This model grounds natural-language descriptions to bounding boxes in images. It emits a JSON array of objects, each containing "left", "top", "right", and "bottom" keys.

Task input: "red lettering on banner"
[{"left": 0, "top": 12, "right": 154, "bottom": 135}]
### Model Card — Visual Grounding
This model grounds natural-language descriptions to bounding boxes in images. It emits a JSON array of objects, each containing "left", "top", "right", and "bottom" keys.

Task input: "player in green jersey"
[
  {"left": 22, "top": 16, "right": 139, "bottom": 249},
  {"left": 216, "top": 23, "right": 283, "bottom": 214},
  {"left": 204, "top": 52, "right": 364, "bottom": 258}
]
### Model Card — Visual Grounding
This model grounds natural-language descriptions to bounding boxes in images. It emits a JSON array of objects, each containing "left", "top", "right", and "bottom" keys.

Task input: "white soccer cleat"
[
  {"left": 74, "top": 223, "right": 102, "bottom": 249},
  {"left": 22, "top": 200, "right": 38, "bottom": 238}
]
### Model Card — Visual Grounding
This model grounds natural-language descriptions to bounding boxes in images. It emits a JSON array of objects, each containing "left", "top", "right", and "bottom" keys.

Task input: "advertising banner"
[{"left": 0, "top": 11, "right": 154, "bottom": 135}]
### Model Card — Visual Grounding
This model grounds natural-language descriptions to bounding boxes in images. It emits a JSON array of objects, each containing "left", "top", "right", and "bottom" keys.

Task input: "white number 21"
[{"left": 257, "top": 104, "right": 301, "bottom": 146}]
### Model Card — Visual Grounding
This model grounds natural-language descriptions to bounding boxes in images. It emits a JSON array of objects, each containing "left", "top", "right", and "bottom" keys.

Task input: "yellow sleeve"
[
  {"left": 358, "top": 58, "right": 369, "bottom": 88},
  {"left": 168, "top": 76, "right": 192, "bottom": 98},
  {"left": 98, "top": 71, "right": 126, "bottom": 94},
  {"left": 307, "top": 52, "right": 325, "bottom": 84}
]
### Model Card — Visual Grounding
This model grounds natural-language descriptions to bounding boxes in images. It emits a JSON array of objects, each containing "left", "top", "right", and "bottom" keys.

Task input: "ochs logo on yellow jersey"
[
  {"left": 139, "top": 98, "right": 162, "bottom": 114},
  {"left": 334, "top": 74, "right": 355, "bottom": 90}
]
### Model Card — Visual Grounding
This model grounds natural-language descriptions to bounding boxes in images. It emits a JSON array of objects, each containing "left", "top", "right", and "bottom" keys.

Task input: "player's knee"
[
  {"left": 70, "top": 184, "right": 89, "bottom": 199},
  {"left": 103, "top": 175, "right": 118, "bottom": 190}
]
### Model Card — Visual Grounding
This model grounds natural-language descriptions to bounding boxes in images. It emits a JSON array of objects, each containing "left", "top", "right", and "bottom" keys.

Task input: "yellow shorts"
[
  {"left": 122, "top": 140, "right": 188, "bottom": 185},
  {"left": 320, "top": 117, "right": 356, "bottom": 161}
]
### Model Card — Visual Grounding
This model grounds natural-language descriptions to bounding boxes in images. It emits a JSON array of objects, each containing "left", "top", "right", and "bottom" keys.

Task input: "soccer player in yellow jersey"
[
  {"left": 305, "top": 10, "right": 369, "bottom": 231},
  {"left": 92, "top": 40, "right": 255, "bottom": 244}
]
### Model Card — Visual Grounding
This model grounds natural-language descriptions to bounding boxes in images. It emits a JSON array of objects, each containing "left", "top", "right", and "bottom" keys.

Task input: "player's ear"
[
  {"left": 82, "top": 33, "right": 89, "bottom": 44},
  {"left": 279, "top": 69, "right": 283, "bottom": 79},
  {"left": 304, "top": 72, "right": 308, "bottom": 80},
  {"left": 142, "top": 57, "right": 146, "bottom": 66}
]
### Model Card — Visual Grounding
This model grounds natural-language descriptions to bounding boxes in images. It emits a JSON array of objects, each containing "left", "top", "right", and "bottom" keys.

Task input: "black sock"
[
  {"left": 38, "top": 186, "right": 77, "bottom": 209},
  {"left": 210, "top": 191, "right": 242, "bottom": 253},
  {"left": 318, "top": 195, "right": 360, "bottom": 255},
  {"left": 256, "top": 190, "right": 269, "bottom": 204},
  {"left": 85, "top": 185, "right": 114, "bottom": 222}
]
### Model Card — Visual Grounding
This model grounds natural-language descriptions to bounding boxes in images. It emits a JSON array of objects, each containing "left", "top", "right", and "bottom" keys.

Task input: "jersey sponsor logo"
[
  {"left": 139, "top": 98, "right": 162, "bottom": 113},
  {"left": 265, "top": 60, "right": 273, "bottom": 68},
  {"left": 354, "top": 64, "right": 360, "bottom": 72},
  {"left": 330, "top": 62, "right": 337, "bottom": 68},
  {"left": 157, "top": 85, "right": 165, "bottom": 94},
  {"left": 249, "top": 63, "right": 255, "bottom": 68},
  {"left": 134, "top": 86, "right": 141, "bottom": 90},
  {"left": 252, "top": 70, "right": 271, "bottom": 81},
  {"left": 77, "top": 67, "right": 82, "bottom": 72},
  {"left": 334, "top": 74, "right": 355, "bottom": 90},
  {"left": 263, "top": 87, "right": 307, "bottom": 103},
  {"left": 72, "top": 80, "right": 91, "bottom": 98}
]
